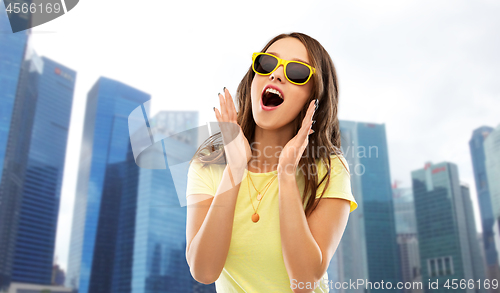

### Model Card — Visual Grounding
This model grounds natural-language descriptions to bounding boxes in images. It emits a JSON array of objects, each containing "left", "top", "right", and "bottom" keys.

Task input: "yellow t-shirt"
[{"left": 186, "top": 155, "right": 357, "bottom": 292}]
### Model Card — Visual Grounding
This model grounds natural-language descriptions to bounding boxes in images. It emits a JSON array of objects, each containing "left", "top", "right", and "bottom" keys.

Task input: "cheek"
[
  {"left": 290, "top": 87, "right": 312, "bottom": 109},
  {"left": 250, "top": 80, "right": 258, "bottom": 102},
  {"left": 250, "top": 76, "right": 265, "bottom": 103}
]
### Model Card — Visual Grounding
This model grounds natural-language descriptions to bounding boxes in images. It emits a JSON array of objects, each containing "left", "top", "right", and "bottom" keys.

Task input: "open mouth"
[{"left": 261, "top": 87, "right": 284, "bottom": 108}]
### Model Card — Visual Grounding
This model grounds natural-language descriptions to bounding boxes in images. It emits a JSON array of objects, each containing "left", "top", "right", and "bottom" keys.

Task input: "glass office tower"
[
  {"left": 469, "top": 126, "right": 499, "bottom": 280},
  {"left": 11, "top": 54, "right": 76, "bottom": 284},
  {"left": 393, "top": 187, "right": 422, "bottom": 293},
  {"left": 0, "top": 8, "right": 30, "bottom": 290},
  {"left": 0, "top": 9, "right": 76, "bottom": 289},
  {"left": 0, "top": 3, "right": 29, "bottom": 181},
  {"left": 485, "top": 124, "right": 500, "bottom": 271},
  {"left": 485, "top": 125, "right": 500, "bottom": 220},
  {"left": 460, "top": 184, "right": 488, "bottom": 290},
  {"left": 328, "top": 121, "right": 400, "bottom": 293},
  {"left": 131, "top": 111, "right": 215, "bottom": 293},
  {"left": 412, "top": 162, "right": 486, "bottom": 293},
  {"left": 65, "top": 77, "right": 150, "bottom": 292}
]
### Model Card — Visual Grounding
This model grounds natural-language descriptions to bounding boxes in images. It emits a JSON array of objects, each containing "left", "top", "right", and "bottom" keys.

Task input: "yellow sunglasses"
[{"left": 252, "top": 52, "right": 316, "bottom": 85}]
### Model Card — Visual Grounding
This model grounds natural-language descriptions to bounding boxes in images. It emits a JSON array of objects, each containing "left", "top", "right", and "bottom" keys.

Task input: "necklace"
[{"left": 246, "top": 171, "right": 278, "bottom": 223}]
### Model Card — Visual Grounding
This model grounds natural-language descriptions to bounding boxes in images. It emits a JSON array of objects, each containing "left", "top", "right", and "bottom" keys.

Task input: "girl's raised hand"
[
  {"left": 214, "top": 88, "right": 252, "bottom": 173},
  {"left": 278, "top": 99, "right": 317, "bottom": 177}
]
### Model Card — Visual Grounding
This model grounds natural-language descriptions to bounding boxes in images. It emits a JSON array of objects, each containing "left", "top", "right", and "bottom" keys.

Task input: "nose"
[{"left": 270, "top": 65, "right": 285, "bottom": 83}]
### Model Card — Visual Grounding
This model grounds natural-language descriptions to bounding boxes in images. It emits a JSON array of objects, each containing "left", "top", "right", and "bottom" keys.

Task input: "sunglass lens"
[
  {"left": 254, "top": 54, "right": 278, "bottom": 74},
  {"left": 286, "top": 62, "right": 311, "bottom": 84}
]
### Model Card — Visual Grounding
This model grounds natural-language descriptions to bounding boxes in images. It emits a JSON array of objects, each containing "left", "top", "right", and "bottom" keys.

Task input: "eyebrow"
[{"left": 266, "top": 51, "right": 311, "bottom": 65}]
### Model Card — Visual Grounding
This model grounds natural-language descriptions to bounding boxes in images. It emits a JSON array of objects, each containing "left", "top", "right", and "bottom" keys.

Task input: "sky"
[{"left": 8, "top": 0, "right": 499, "bottom": 271}]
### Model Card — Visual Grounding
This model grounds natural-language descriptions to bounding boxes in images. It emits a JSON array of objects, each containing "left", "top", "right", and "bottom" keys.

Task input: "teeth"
[{"left": 265, "top": 88, "right": 283, "bottom": 99}]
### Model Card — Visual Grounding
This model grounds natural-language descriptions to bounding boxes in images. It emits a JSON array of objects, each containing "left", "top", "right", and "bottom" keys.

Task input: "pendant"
[
  {"left": 257, "top": 193, "right": 263, "bottom": 201},
  {"left": 252, "top": 213, "right": 260, "bottom": 223}
]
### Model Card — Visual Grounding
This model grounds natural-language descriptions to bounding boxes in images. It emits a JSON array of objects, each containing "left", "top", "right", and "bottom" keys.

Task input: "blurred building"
[
  {"left": 469, "top": 126, "right": 500, "bottom": 282},
  {"left": 7, "top": 282, "right": 72, "bottom": 293},
  {"left": 412, "top": 162, "right": 486, "bottom": 293},
  {"left": 130, "top": 111, "right": 214, "bottom": 293},
  {"left": 65, "top": 81, "right": 214, "bottom": 292},
  {"left": 460, "top": 184, "right": 488, "bottom": 287},
  {"left": 65, "top": 77, "right": 150, "bottom": 292},
  {"left": 0, "top": 9, "right": 75, "bottom": 290},
  {"left": 485, "top": 124, "right": 500, "bottom": 271},
  {"left": 51, "top": 264, "right": 65, "bottom": 286},
  {"left": 0, "top": 8, "right": 30, "bottom": 291},
  {"left": 484, "top": 125, "right": 500, "bottom": 219},
  {"left": 327, "top": 121, "right": 400, "bottom": 293},
  {"left": 393, "top": 185, "right": 422, "bottom": 293}
]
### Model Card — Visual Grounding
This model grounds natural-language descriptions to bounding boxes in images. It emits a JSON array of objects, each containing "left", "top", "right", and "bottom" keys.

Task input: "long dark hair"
[{"left": 190, "top": 32, "right": 348, "bottom": 217}]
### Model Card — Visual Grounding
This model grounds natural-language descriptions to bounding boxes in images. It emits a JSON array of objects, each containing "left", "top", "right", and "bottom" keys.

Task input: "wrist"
[
  {"left": 227, "top": 164, "right": 247, "bottom": 180},
  {"left": 278, "top": 164, "right": 297, "bottom": 182}
]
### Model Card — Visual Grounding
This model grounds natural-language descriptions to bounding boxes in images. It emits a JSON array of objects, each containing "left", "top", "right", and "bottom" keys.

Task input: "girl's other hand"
[{"left": 277, "top": 99, "right": 316, "bottom": 177}]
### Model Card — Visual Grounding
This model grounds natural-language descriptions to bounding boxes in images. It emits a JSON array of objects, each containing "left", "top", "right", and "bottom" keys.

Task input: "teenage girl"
[{"left": 185, "top": 32, "right": 357, "bottom": 293}]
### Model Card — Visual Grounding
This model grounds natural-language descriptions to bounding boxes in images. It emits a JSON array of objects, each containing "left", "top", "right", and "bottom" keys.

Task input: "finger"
[
  {"left": 306, "top": 99, "right": 316, "bottom": 122},
  {"left": 224, "top": 88, "right": 237, "bottom": 122},
  {"left": 298, "top": 100, "right": 315, "bottom": 137},
  {"left": 292, "top": 102, "right": 314, "bottom": 146},
  {"left": 300, "top": 100, "right": 315, "bottom": 129},
  {"left": 223, "top": 88, "right": 237, "bottom": 123},
  {"left": 214, "top": 107, "right": 222, "bottom": 122}
]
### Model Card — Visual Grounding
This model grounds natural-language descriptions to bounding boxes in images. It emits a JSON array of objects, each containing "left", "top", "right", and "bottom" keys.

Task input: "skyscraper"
[
  {"left": 0, "top": 8, "right": 76, "bottom": 289},
  {"left": 0, "top": 8, "right": 30, "bottom": 290},
  {"left": 412, "top": 162, "right": 486, "bottom": 293},
  {"left": 393, "top": 186, "right": 422, "bottom": 293},
  {"left": 130, "top": 111, "right": 215, "bottom": 293},
  {"left": 65, "top": 77, "right": 150, "bottom": 292},
  {"left": 485, "top": 124, "right": 500, "bottom": 271},
  {"left": 484, "top": 124, "right": 500, "bottom": 220},
  {"left": 469, "top": 126, "right": 499, "bottom": 280},
  {"left": 11, "top": 53, "right": 76, "bottom": 285},
  {"left": 328, "top": 120, "right": 400, "bottom": 292},
  {"left": 460, "top": 183, "right": 488, "bottom": 289}
]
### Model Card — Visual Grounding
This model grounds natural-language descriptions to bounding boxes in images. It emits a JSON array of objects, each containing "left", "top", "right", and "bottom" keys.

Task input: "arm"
[
  {"left": 186, "top": 87, "right": 252, "bottom": 284},
  {"left": 278, "top": 173, "right": 350, "bottom": 293},
  {"left": 186, "top": 165, "right": 246, "bottom": 284}
]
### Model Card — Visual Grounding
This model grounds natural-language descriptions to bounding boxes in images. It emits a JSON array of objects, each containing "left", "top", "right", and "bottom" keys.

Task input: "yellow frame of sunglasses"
[{"left": 252, "top": 52, "right": 316, "bottom": 85}]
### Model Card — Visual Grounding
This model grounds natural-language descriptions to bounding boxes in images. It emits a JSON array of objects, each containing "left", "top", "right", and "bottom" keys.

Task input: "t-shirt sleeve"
[
  {"left": 316, "top": 155, "right": 358, "bottom": 213},
  {"left": 186, "top": 161, "right": 216, "bottom": 198}
]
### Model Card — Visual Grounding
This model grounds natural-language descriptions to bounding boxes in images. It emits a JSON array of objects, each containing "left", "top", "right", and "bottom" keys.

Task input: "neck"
[{"left": 248, "top": 123, "right": 295, "bottom": 173}]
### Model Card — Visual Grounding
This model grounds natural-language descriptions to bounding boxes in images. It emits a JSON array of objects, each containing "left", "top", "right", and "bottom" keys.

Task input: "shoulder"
[
  {"left": 316, "top": 154, "right": 350, "bottom": 178},
  {"left": 187, "top": 160, "right": 226, "bottom": 197},
  {"left": 189, "top": 159, "right": 225, "bottom": 177},
  {"left": 315, "top": 154, "right": 357, "bottom": 213}
]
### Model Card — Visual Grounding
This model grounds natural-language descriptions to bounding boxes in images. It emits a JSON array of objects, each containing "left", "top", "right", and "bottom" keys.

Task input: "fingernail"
[
  {"left": 213, "top": 107, "right": 216, "bottom": 111},
  {"left": 218, "top": 93, "right": 221, "bottom": 96},
  {"left": 312, "top": 120, "right": 316, "bottom": 125},
  {"left": 223, "top": 87, "right": 226, "bottom": 92},
  {"left": 315, "top": 99, "right": 318, "bottom": 110}
]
